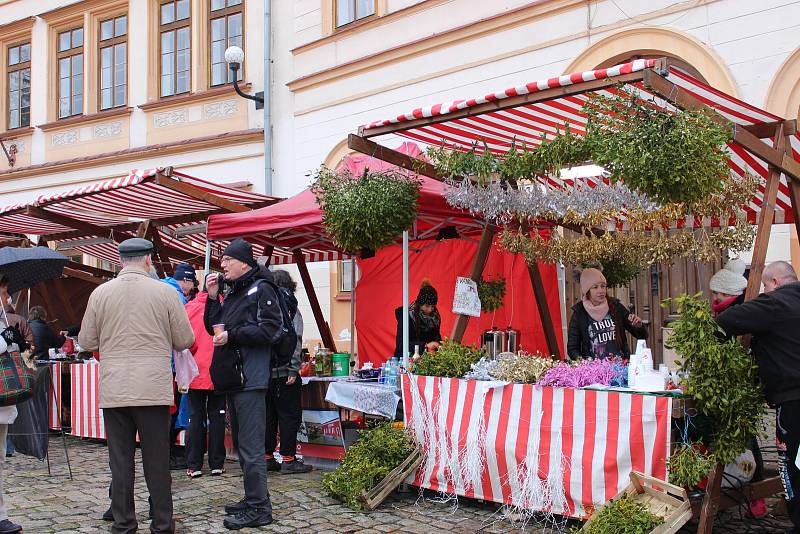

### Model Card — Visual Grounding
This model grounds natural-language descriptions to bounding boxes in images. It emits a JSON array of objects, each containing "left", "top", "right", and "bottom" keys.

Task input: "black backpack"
[{"left": 256, "top": 280, "right": 298, "bottom": 369}]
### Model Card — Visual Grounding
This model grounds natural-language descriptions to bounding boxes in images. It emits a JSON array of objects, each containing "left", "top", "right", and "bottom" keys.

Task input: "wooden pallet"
[
  {"left": 359, "top": 446, "right": 423, "bottom": 510},
  {"left": 582, "top": 471, "right": 693, "bottom": 534}
]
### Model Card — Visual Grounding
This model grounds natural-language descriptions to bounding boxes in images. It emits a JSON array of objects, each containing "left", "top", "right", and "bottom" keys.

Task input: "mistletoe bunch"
[
  {"left": 665, "top": 294, "right": 765, "bottom": 464},
  {"left": 311, "top": 167, "right": 421, "bottom": 253},
  {"left": 477, "top": 276, "right": 506, "bottom": 312}
]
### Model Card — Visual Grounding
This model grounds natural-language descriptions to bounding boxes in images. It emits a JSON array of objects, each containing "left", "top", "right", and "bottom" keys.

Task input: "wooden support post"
[
  {"left": 450, "top": 225, "right": 496, "bottom": 343},
  {"left": 696, "top": 463, "right": 723, "bottom": 534},
  {"left": 293, "top": 250, "right": 337, "bottom": 352},
  {"left": 528, "top": 260, "right": 561, "bottom": 359},
  {"left": 787, "top": 160, "right": 800, "bottom": 257},
  {"left": 262, "top": 245, "right": 274, "bottom": 267},
  {"left": 744, "top": 124, "right": 786, "bottom": 301}
]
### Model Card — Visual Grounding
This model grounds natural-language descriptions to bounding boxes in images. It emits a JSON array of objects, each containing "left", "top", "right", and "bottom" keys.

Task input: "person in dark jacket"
[
  {"left": 394, "top": 280, "right": 442, "bottom": 357},
  {"left": 716, "top": 260, "right": 800, "bottom": 532},
  {"left": 28, "top": 306, "right": 65, "bottom": 358},
  {"left": 264, "top": 270, "right": 312, "bottom": 475},
  {"left": 204, "top": 239, "right": 281, "bottom": 530},
  {"left": 567, "top": 268, "right": 647, "bottom": 359}
]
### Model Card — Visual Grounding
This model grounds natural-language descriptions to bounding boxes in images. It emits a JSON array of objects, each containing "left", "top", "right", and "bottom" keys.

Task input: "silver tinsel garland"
[{"left": 444, "top": 177, "right": 659, "bottom": 224}]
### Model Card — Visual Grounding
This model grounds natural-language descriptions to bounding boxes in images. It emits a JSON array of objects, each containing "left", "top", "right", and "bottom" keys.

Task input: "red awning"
[{"left": 206, "top": 143, "right": 488, "bottom": 259}]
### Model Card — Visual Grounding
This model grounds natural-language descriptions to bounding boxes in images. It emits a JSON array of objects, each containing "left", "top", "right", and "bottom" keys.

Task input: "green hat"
[{"left": 118, "top": 238, "right": 154, "bottom": 258}]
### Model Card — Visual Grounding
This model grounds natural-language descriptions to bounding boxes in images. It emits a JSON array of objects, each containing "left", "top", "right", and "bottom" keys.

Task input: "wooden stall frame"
[{"left": 348, "top": 58, "right": 800, "bottom": 533}]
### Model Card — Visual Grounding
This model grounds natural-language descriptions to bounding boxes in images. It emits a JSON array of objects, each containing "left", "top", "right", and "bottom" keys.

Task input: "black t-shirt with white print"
[{"left": 587, "top": 313, "right": 622, "bottom": 359}]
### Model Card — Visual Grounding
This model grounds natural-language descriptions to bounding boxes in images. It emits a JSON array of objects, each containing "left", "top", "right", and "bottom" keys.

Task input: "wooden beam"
[
  {"left": 143, "top": 221, "right": 168, "bottom": 278},
  {"left": 65, "top": 260, "right": 116, "bottom": 279},
  {"left": 293, "top": 250, "right": 337, "bottom": 352},
  {"left": 743, "top": 119, "right": 796, "bottom": 138},
  {"left": 359, "top": 70, "right": 648, "bottom": 138},
  {"left": 696, "top": 463, "right": 724, "bottom": 534},
  {"left": 348, "top": 134, "right": 446, "bottom": 181},
  {"left": 62, "top": 267, "right": 108, "bottom": 285},
  {"left": 26, "top": 205, "right": 121, "bottom": 241},
  {"left": 643, "top": 70, "right": 800, "bottom": 181},
  {"left": 744, "top": 124, "right": 786, "bottom": 301},
  {"left": 154, "top": 172, "right": 252, "bottom": 213},
  {"left": 450, "top": 224, "right": 496, "bottom": 342}
]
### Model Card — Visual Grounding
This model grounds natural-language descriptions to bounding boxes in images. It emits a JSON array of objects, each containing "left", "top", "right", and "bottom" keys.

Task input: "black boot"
[
  {"left": 101, "top": 507, "right": 114, "bottom": 521},
  {"left": 224, "top": 499, "right": 248, "bottom": 516},
  {"left": 223, "top": 508, "right": 273, "bottom": 530}
]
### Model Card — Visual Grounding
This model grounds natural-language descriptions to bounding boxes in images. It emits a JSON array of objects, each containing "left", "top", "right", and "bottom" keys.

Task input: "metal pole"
[
  {"left": 402, "top": 231, "right": 409, "bottom": 367},
  {"left": 350, "top": 259, "right": 356, "bottom": 362},
  {"left": 263, "top": 0, "right": 272, "bottom": 196},
  {"left": 204, "top": 240, "right": 211, "bottom": 276}
]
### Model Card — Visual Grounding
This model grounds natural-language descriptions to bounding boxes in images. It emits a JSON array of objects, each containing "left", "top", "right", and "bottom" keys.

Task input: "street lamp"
[{"left": 225, "top": 45, "right": 264, "bottom": 110}]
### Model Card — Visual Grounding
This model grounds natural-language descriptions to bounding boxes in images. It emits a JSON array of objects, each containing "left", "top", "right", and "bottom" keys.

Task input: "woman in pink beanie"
[{"left": 566, "top": 267, "right": 648, "bottom": 359}]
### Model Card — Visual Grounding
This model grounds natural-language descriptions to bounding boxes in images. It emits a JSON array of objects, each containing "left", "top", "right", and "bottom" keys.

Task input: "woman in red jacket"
[{"left": 185, "top": 291, "right": 226, "bottom": 477}]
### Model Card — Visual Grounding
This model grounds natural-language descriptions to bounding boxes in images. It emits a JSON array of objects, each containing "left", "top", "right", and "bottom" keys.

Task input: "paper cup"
[{"left": 212, "top": 324, "right": 225, "bottom": 335}]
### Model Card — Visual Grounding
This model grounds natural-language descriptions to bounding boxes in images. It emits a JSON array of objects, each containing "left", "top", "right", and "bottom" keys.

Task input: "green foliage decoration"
[
  {"left": 665, "top": 294, "right": 765, "bottom": 464},
  {"left": 477, "top": 276, "right": 506, "bottom": 312},
  {"left": 321, "top": 423, "right": 416, "bottom": 510},
  {"left": 581, "top": 493, "right": 664, "bottom": 534},
  {"left": 584, "top": 90, "right": 732, "bottom": 206},
  {"left": 427, "top": 87, "right": 734, "bottom": 208},
  {"left": 427, "top": 130, "right": 591, "bottom": 184},
  {"left": 411, "top": 339, "right": 484, "bottom": 378},
  {"left": 668, "top": 444, "right": 716, "bottom": 489},
  {"left": 311, "top": 167, "right": 421, "bottom": 254}
]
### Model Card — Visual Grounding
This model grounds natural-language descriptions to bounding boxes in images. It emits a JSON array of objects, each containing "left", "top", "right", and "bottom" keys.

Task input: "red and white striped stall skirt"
[{"left": 401, "top": 375, "right": 672, "bottom": 518}]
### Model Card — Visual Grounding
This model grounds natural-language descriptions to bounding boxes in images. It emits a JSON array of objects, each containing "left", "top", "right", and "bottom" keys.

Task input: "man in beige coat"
[{"left": 79, "top": 238, "right": 194, "bottom": 534}]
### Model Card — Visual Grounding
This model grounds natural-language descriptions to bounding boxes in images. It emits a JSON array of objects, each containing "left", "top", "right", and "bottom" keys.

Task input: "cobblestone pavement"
[{"left": 4, "top": 436, "right": 794, "bottom": 533}]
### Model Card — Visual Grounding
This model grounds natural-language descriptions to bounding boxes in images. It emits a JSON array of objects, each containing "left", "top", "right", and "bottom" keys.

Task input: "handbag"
[{"left": 0, "top": 332, "right": 34, "bottom": 406}]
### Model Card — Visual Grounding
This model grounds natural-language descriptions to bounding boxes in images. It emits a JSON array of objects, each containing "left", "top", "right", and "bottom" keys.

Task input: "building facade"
[{"left": 0, "top": 0, "right": 799, "bottom": 351}]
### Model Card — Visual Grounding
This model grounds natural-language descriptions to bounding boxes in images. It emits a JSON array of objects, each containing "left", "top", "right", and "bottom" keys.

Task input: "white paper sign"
[{"left": 452, "top": 276, "right": 482, "bottom": 317}]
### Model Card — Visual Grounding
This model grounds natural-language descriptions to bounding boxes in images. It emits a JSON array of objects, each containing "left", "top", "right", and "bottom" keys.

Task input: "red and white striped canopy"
[
  {"left": 361, "top": 59, "right": 800, "bottom": 227},
  {"left": 0, "top": 168, "right": 289, "bottom": 266}
]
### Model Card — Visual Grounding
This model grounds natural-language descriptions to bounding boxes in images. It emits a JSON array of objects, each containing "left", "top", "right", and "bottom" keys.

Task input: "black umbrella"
[{"left": 0, "top": 246, "right": 69, "bottom": 293}]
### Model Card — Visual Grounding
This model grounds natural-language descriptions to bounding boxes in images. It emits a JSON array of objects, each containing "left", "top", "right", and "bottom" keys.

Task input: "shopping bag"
[
  {"left": 174, "top": 349, "right": 199, "bottom": 393},
  {"left": 0, "top": 348, "right": 35, "bottom": 406}
]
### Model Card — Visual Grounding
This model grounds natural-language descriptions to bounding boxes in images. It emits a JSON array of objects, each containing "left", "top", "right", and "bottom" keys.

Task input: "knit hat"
[
  {"left": 415, "top": 280, "right": 438, "bottom": 306},
  {"left": 579, "top": 268, "right": 606, "bottom": 295},
  {"left": 173, "top": 263, "right": 197, "bottom": 282},
  {"left": 222, "top": 238, "right": 257, "bottom": 268},
  {"left": 709, "top": 259, "right": 748, "bottom": 296}
]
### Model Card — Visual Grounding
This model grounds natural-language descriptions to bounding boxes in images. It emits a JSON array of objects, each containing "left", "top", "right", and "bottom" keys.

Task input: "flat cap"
[{"left": 118, "top": 238, "right": 154, "bottom": 258}]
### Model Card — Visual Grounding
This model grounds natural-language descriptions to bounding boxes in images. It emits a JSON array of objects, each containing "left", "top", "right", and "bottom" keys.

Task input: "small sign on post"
[{"left": 452, "top": 276, "right": 481, "bottom": 318}]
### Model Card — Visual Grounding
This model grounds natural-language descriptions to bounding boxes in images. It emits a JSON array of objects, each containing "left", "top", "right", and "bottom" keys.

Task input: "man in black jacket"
[
  {"left": 204, "top": 239, "right": 282, "bottom": 530},
  {"left": 716, "top": 260, "right": 800, "bottom": 532}
]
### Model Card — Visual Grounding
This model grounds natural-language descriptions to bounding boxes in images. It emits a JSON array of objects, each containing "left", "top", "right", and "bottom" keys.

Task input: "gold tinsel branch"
[{"left": 499, "top": 218, "right": 755, "bottom": 268}]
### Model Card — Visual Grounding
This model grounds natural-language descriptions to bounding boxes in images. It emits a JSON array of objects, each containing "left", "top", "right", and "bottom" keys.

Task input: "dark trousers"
[
  {"left": 104, "top": 406, "right": 174, "bottom": 534},
  {"left": 265, "top": 376, "right": 302, "bottom": 457},
  {"left": 169, "top": 391, "right": 182, "bottom": 458},
  {"left": 229, "top": 390, "right": 272, "bottom": 512},
  {"left": 777, "top": 400, "right": 800, "bottom": 528},
  {"left": 186, "top": 389, "right": 226, "bottom": 471}
]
